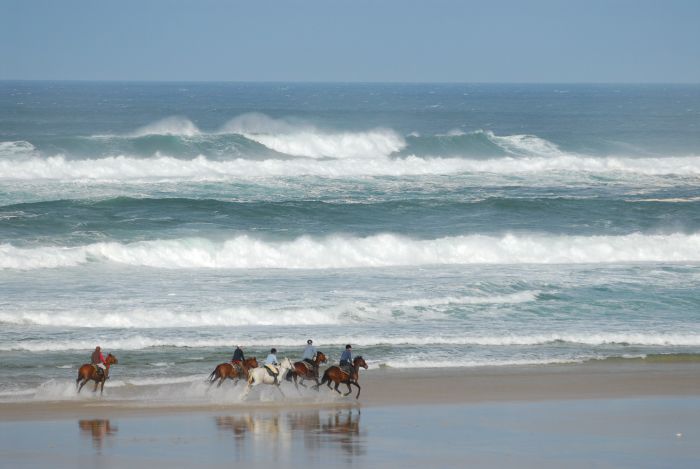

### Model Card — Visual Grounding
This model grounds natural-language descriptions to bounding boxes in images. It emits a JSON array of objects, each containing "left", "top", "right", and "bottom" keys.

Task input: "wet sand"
[
  {"left": 1, "top": 362, "right": 699, "bottom": 468},
  {"left": 1, "top": 398, "right": 699, "bottom": 468},
  {"left": 1, "top": 361, "right": 699, "bottom": 420}
]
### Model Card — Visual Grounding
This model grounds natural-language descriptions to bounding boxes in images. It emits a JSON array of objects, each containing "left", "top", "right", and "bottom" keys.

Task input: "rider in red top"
[{"left": 91, "top": 346, "right": 107, "bottom": 377}]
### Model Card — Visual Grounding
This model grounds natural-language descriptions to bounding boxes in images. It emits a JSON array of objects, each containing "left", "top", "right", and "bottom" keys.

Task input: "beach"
[
  {"left": 2, "top": 81, "right": 700, "bottom": 467},
  {"left": 1, "top": 362, "right": 699, "bottom": 468}
]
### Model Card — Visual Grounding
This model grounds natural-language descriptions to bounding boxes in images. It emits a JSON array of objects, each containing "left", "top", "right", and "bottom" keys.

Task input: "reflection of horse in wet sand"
[
  {"left": 243, "top": 357, "right": 295, "bottom": 398},
  {"left": 76, "top": 353, "right": 118, "bottom": 394},
  {"left": 318, "top": 356, "right": 368, "bottom": 398},
  {"left": 79, "top": 419, "right": 117, "bottom": 449},
  {"left": 208, "top": 357, "right": 259, "bottom": 387},
  {"left": 287, "top": 351, "right": 327, "bottom": 389}
]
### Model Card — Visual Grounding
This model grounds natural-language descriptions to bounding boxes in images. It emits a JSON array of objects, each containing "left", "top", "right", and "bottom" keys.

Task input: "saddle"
[
  {"left": 300, "top": 361, "right": 314, "bottom": 372},
  {"left": 91, "top": 364, "right": 106, "bottom": 378},
  {"left": 340, "top": 365, "right": 353, "bottom": 376},
  {"left": 264, "top": 365, "right": 279, "bottom": 377}
]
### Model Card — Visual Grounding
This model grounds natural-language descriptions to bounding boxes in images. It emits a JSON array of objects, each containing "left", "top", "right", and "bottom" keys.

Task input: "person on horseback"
[
  {"left": 302, "top": 339, "right": 318, "bottom": 377},
  {"left": 91, "top": 346, "right": 107, "bottom": 379},
  {"left": 339, "top": 344, "right": 354, "bottom": 376},
  {"left": 231, "top": 345, "right": 245, "bottom": 364},
  {"left": 264, "top": 348, "right": 280, "bottom": 384}
]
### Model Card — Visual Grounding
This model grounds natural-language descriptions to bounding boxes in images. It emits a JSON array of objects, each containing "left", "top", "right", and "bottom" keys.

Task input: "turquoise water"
[{"left": 1, "top": 82, "right": 700, "bottom": 400}]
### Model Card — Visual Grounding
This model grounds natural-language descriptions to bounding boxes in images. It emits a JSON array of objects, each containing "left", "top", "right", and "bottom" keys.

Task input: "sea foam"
[
  {"left": 2, "top": 232, "right": 700, "bottom": 270},
  {"left": 2, "top": 154, "right": 700, "bottom": 181}
]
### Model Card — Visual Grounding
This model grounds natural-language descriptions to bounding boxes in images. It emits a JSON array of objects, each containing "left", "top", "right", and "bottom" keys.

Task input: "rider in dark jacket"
[
  {"left": 339, "top": 344, "right": 354, "bottom": 375},
  {"left": 231, "top": 346, "right": 245, "bottom": 363}
]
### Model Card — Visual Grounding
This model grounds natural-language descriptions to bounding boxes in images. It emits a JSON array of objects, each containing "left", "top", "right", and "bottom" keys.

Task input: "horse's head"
[
  {"left": 247, "top": 357, "right": 259, "bottom": 368},
  {"left": 316, "top": 351, "right": 327, "bottom": 364},
  {"left": 106, "top": 353, "right": 118, "bottom": 365},
  {"left": 280, "top": 357, "right": 294, "bottom": 370},
  {"left": 353, "top": 356, "right": 368, "bottom": 369}
]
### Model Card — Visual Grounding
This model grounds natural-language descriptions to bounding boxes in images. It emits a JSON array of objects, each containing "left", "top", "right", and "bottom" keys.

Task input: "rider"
[
  {"left": 339, "top": 344, "right": 353, "bottom": 375},
  {"left": 91, "top": 346, "right": 107, "bottom": 378},
  {"left": 302, "top": 339, "right": 318, "bottom": 376},
  {"left": 264, "top": 348, "right": 280, "bottom": 384},
  {"left": 231, "top": 345, "right": 245, "bottom": 364}
]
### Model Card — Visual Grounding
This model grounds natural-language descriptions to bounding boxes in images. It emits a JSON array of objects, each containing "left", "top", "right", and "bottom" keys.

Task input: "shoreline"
[{"left": 2, "top": 360, "right": 699, "bottom": 422}]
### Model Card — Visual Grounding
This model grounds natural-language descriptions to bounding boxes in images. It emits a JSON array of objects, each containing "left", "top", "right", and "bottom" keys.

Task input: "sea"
[{"left": 1, "top": 81, "right": 699, "bottom": 402}]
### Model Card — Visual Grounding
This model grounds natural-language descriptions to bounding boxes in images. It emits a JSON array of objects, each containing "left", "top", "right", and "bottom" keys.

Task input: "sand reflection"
[
  {"left": 78, "top": 419, "right": 117, "bottom": 449},
  {"left": 215, "top": 409, "right": 364, "bottom": 460}
]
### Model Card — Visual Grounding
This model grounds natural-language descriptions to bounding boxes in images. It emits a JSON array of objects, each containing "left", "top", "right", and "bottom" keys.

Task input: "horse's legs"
[
  {"left": 92, "top": 381, "right": 99, "bottom": 392},
  {"left": 100, "top": 379, "right": 105, "bottom": 395},
  {"left": 354, "top": 382, "right": 361, "bottom": 399},
  {"left": 333, "top": 381, "right": 341, "bottom": 394},
  {"left": 77, "top": 379, "right": 88, "bottom": 393},
  {"left": 344, "top": 382, "right": 352, "bottom": 396},
  {"left": 275, "top": 383, "right": 285, "bottom": 398}
]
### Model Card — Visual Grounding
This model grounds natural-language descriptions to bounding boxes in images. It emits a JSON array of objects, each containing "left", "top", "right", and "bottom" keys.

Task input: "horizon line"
[{"left": 1, "top": 79, "right": 699, "bottom": 86}]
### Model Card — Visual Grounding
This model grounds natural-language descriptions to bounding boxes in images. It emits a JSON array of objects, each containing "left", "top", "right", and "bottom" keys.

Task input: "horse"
[
  {"left": 243, "top": 357, "right": 295, "bottom": 398},
  {"left": 286, "top": 351, "right": 327, "bottom": 390},
  {"left": 318, "top": 356, "right": 367, "bottom": 399},
  {"left": 76, "top": 353, "right": 118, "bottom": 394},
  {"left": 208, "top": 357, "right": 259, "bottom": 387}
]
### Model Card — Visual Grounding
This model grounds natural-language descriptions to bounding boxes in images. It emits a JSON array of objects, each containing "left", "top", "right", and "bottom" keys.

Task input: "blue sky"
[{"left": 2, "top": 0, "right": 699, "bottom": 82}]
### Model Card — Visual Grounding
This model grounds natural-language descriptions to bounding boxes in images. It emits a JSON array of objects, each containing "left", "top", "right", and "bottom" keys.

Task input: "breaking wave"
[
  {"left": 4, "top": 333, "right": 700, "bottom": 352},
  {"left": 2, "top": 153, "right": 700, "bottom": 181},
  {"left": 221, "top": 113, "right": 406, "bottom": 158},
  {"left": 2, "top": 232, "right": 700, "bottom": 270}
]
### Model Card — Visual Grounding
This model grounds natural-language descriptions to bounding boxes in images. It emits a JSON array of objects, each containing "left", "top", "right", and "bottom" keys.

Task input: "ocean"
[{"left": 1, "top": 81, "right": 699, "bottom": 401}]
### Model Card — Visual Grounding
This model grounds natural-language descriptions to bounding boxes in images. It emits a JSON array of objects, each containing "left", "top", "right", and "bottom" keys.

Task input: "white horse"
[{"left": 243, "top": 357, "right": 294, "bottom": 398}]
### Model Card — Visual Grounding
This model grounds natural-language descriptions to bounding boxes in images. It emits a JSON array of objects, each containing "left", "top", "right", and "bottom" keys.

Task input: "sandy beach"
[
  {"left": 1, "top": 362, "right": 699, "bottom": 468},
  {"left": 2, "top": 360, "right": 699, "bottom": 420}
]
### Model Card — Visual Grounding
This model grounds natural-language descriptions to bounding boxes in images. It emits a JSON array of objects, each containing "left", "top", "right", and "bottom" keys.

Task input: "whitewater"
[{"left": 1, "top": 81, "right": 699, "bottom": 402}]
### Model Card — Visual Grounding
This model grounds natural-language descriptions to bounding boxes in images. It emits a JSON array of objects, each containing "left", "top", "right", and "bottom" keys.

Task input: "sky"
[{"left": 1, "top": 0, "right": 699, "bottom": 83}]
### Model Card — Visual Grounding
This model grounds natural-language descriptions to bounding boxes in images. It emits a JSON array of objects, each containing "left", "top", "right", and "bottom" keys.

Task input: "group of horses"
[
  {"left": 74, "top": 351, "right": 368, "bottom": 399},
  {"left": 208, "top": 351, "right": 369, "bottom": 399}
]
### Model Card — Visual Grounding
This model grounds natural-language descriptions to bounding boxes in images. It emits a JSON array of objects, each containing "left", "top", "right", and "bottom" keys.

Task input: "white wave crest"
[
  {"left": 131, "top": 116, "right": 201, "bottom": 137},
  {"left": 484, "top": 131, "right": 563, "bottom": 156},
  {"left": 0, "top": 306, "right": 348, "bottom": 328},
  {"left": 2, "top": 153, "right": 700, "bottom": 182},
  {"left": 4, "top": 332, "right": 700, "bottom": 352},
  {"left": 2, "top": 232, "right": 700, "bottom": 271},
  {"left": 0, "top": 140, "right": 37, "bottom": 156},
  {"left": 390, "top": 291, "right": 539, "bottom": 307},
  {"left": 221, "top": 113, "right": 405, "bottom": 158}
]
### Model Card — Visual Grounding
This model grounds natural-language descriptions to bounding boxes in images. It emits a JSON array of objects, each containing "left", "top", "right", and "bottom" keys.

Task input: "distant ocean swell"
[
  {"left": 2, "top": 232, "right": 700, "bottom": 270},
  {"left": 3, "top": 115, "right": 700, "bottom": 182}
]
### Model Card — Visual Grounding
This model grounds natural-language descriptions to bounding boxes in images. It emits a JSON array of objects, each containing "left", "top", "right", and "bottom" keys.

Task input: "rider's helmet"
[
  {"left": 271, "top": 348, "right": 277, "bottom": 354},
  {"left": 307, "top": 339, "right": 313, "bottom": 344}
]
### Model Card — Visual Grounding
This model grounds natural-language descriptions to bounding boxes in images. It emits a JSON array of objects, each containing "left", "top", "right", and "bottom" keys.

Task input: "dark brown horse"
[
  {"left": 318, "top": 356, "right": 367, "bottom": 399},
  {"left": 76, "top": 353, "right": 118, "bottom": 394},
  {"left": 286, "top": 351, "right": 327, "bottom": 389},
  {"left": 208, "top": 357, "right": 259, "bottom": 387}
]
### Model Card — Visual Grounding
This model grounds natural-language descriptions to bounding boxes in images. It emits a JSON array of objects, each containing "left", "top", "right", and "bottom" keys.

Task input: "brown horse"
[
  {"left": 318, "top": 356, "right": 368, "bottom": 399},
  {"left": 208, "top": 357, "right": 259, "bottom": 387},
  {"left": 286, "top": 351, "right": 327, "bottom": 390},
  {"left": 76, "top": 353, "right": 118, "bottom": 394}
]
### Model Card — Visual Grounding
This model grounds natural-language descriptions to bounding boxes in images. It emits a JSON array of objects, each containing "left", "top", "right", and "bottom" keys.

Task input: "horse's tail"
[
  {"left": 207, "top": 367, "right": 218, "bottom": 382},
  {"left": 285, "top": 370, "right": 295, "bottom": 382},
  {"left": 247, "top": 372, "right": 255, "bottom": 386},
  {"left": 321, "top": 368, "right": 330, "bottom": 385}
]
